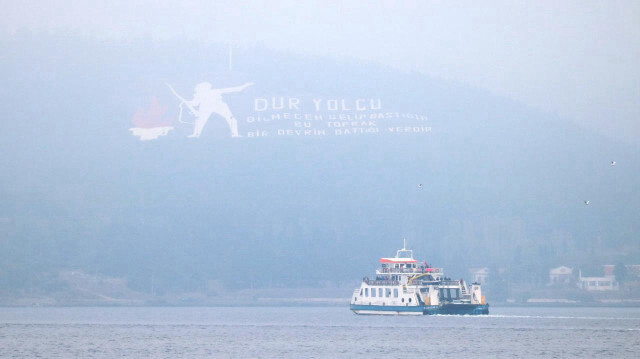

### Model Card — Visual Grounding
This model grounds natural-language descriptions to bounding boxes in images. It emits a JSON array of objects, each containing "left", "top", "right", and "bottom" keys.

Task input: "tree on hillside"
[{"left": 614, "top": 262, "right": 628, "bottom": 286}]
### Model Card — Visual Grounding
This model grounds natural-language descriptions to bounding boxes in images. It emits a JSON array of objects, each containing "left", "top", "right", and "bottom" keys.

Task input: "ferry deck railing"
[
  {"left": 363, "top": 278, "right": 400, "bottom": 286},
  {"left": 378, "top": 268, "right": 442, "bottom": 274}
]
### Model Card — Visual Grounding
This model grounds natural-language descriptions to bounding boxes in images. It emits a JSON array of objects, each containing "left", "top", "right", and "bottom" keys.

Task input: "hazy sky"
[{"left": 3, "top": 0, "right": 639, "bottom": 143}]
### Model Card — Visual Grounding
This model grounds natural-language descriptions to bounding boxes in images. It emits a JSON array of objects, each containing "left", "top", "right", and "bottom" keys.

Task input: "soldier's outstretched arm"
[
  {"left": 182, "top": 99, "right": 199, "bottom": 115},
  {"left": 220, "top": 82, "right": 254, "bottom": 94}
]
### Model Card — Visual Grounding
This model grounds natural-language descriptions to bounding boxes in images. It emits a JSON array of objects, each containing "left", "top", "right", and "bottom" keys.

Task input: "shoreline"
[{"left": 1, "top": 300, "right": 640, "bottom": 308}]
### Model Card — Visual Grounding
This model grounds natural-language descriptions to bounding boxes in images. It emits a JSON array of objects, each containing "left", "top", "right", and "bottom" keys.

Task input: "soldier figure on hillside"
[{"left": 168, "top": 81, "right": 253, "bottom": 138}]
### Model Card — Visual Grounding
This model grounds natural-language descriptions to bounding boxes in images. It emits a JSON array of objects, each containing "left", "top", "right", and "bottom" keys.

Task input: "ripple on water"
[{"left": 0, "top": 306, "right": 639, "bottom": 358}]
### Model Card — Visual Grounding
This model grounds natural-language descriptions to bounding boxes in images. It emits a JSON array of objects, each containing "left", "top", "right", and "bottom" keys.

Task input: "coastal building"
[
  {"left": 625, "top": 265, "right": 640, "bottom": 279},
  {"left": 548, "top": 266, "right": 573, "bottom": 285},
  {"left": 577, "top": 267, "right": 618, "bottom": 291},
  {"left": 468, "top": 267, "right": 489, "bottom": 284}
]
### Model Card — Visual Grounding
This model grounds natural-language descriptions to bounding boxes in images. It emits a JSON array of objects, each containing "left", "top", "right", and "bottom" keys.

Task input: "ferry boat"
[{"left": 350, "top": 241, "right": 489, "bottom": 315}]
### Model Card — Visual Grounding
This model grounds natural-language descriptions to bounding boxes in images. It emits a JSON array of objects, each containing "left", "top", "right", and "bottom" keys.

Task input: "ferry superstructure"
[{"left": 350, "top": 242, "right": 489, "bottom": 315}]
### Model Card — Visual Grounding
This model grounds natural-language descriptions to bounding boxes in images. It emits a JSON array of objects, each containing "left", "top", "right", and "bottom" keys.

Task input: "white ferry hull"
[
  {"left": 350, "top": 304, "right": 490, "bottom": 315},
  {"left": 350, "top": 304, "right": 424, "bottom": 315},
  {"left": 352, "top": 309, "right": 423, "bottom": 316}
]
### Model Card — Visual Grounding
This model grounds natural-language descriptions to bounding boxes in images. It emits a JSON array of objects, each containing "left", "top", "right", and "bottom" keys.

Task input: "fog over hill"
[{"left": 0, "top": 34, "right": 638, "bottom": 297}]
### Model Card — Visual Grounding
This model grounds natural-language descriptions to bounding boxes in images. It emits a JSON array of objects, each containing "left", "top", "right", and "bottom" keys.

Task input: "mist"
[{"left": 0, "top": 2, "right": 639, "bottom": 306}]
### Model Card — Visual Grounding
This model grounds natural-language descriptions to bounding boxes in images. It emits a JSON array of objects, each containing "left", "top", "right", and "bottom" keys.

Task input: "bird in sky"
[
  {"left": 611, "top": 161, "right": 616, "bottom": 166},
  {"left": 584, "top": 200, "right": 590, "bottom": 205},
  {"left": 418, "top": 184, "right": 423, "bottom": 189}
]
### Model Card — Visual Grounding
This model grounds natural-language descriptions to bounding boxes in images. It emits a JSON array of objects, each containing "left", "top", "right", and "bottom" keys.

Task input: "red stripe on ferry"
[{"left": 379, "top": 258, "right": 417, "bottom": 263}]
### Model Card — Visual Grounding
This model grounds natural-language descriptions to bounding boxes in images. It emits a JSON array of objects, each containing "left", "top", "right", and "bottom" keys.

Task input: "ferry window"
[
  {"left": 365, "top": 288, "right": 369, "bottom": 297},
  {"left": 409, "top": 298, "right": 412, "bottom": 303},
  {"left": 401, "top": 298, "right": 404, "bottom": 303},
  {"left": 394, "top": 289, "right": 398, "bottom": 297},
  {"left": 379, "top": 288, "right": 383, "bottom": 297},
  {"left": 386, "top": 289, "right": 391, "bottom": 297},
  {"left": 360, "top": 289, "right": 363, "bottom": 296},
  {"left": 372, "top": 288, "right": 376, "bottom": 297}
]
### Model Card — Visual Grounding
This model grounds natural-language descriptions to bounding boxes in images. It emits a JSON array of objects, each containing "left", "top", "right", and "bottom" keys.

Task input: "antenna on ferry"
[{"left": 403, "top": 238, "right": 406, "bottom": 250}]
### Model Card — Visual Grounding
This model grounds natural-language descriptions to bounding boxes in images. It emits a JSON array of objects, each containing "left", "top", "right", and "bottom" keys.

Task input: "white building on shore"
[
  {"left": 468, "top": 267, "right": 489, "bottom": 284},
  {"left": 548, "top": 266, "right": 573, "bottom": 285},
  {"left": 577, "top": 266, "right": 618, "bottom": 291}
]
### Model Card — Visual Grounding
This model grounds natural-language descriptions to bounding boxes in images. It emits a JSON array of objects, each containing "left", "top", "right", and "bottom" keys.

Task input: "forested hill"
[{"left": 0, "top": 34, "right": 638, "bottom": 294}]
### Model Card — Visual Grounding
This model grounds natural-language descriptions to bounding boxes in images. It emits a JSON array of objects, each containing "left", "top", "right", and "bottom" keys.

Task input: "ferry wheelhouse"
[{"left": 350, "top": 243, "right": 489, "bottom": 315}]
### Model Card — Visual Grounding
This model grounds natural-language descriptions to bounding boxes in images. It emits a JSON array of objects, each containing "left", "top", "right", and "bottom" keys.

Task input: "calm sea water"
[{"left": 1, "top": 306, "right": 639, "bottom": 358}]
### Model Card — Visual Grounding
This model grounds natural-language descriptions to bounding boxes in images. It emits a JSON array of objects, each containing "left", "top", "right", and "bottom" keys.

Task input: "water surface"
[{"left": 1, "top": 306, "right": 638, "bottom": 358}]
